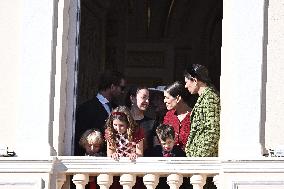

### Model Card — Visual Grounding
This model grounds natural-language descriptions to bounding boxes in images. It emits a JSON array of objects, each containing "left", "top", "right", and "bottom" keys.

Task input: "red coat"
[{"left": 163, "top": 109, "right": 191, "bottom": 150}]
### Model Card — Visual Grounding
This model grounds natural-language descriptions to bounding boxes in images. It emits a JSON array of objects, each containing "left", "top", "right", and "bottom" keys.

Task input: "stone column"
[
  {"left": 15, "top": 0, "right": 57, "bottom": 157},
  {"left": 97, "top": 174, "right": 113, "bottom": 189},
  {"left": 266, "top": 0, "right": 284, "bottom": 151},
  {"left": 0, "top": 1, "right": 21, "bottom": 154},
  {"left": 213, "top": 175, "right": 220, "bottom": 188},
  {"left": 72, "top": 174, "right": 89, "bottom": 189},
  {"left": 167, "top": 174, "right": 182, "bottom": 189},
  {"left": 220, "top": 0, "right": 265, "bottom": 158},
  {"left": 120, "top": 174, "right": 136, "bottom": 189},
  {"left": 190, "top": 174, "right": 206, "bottom": 189},
  {"left": 143, "top": 174, "right": 159, "bottom": 189}
]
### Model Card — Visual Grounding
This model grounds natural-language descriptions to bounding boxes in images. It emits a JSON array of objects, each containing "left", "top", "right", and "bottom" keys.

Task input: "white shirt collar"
[{"left": 96, "top": 93, "right": 110, "bottom": 105}]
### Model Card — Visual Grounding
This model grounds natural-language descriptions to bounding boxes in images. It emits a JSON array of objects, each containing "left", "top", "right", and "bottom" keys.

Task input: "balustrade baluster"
[
  {"left": 120, "top": 174, "right": 136, "bottom": 189},
  {"left": 72, "top": 173, "right": 89, "bottom": 189},
  {"left": 213, "top": 174, "right": 220, "bottom": 188},
  {"left": 56, "top": 173, "right": 66, "bottom": 189},
  {"left": 97, "top": 174, "right": 113, "bottom": 189},
  {"left": 167, "top": 174, "right": 183, "bottom": 189},
  {"left": 190, "top": 174, "right": 206, "bottom": 189},
  {"left": 143, "top": 174, "right": 159, "bottom": 189}
]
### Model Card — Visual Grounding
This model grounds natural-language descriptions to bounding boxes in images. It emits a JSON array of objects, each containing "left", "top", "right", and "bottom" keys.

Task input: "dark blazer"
[
  {"left": 136, "top": 116, "right": 155, "bottom": 157},
  {"left": 74, "top": 96, "right": 109, "bottom": 156}
]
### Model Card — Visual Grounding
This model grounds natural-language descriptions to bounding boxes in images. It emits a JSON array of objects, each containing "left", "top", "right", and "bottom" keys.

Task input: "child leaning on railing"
[{"left": 79, "top": 128, "right": 106, "bottom": 189}]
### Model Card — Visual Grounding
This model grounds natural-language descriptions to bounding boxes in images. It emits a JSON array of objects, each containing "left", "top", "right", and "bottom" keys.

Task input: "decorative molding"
[
  {"left": 1, "top": 157, "right": 284, "bottom": 189},
  {"left": 124, "top": 43, "right": 175, "bottom": 85},
  {"left": 0, "top": 178, "right": 43, "bottom": 189},
  {"left": 126, "top": 51, "right": 165, "bottom": 68},
  {"left": 56, "top": 157, "right": 220, "bottom": 175},
  {"left": 222, "top": 159, "right": 284, "bottom": 173},
  {"left": 232, "top": 181, "right": 284, "bottom": 189},
  {"left": 0, "top": 157, "right": 55, "bottom": 173}
]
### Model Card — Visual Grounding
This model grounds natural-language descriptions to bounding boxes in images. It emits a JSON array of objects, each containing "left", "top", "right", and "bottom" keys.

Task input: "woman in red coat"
[{"left": 162, "top": 81, "right": 195, "bottom": 151}]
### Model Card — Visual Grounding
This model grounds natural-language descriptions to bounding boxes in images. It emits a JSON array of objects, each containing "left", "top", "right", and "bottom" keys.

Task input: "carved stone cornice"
[{"left": 0, "top": 157, "right": 55, "bottom": 173}]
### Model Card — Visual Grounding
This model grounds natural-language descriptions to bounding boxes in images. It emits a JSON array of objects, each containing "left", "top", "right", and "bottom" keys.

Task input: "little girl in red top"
[
  {"left": 105, "top": 106, "right": 145, "bottom": 189},
  {"left": 105, "top": 106, "right": 144, "bottom": 160}
]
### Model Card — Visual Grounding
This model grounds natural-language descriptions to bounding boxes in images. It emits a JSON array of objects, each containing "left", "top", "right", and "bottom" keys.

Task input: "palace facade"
[{"left": 1, "top": 0, "right": 284, "bottom": 188}]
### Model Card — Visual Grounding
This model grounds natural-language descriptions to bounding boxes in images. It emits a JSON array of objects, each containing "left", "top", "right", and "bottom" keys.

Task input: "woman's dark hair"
[
  {"left": 184, "top": 64, "right": 219, "bottom": 96},
  {"left": 125, "top": 85, "right": 148, "bottom": 108},
  {"left": 184, "top": 64, "right": 211, "bottom": 85},
  {"left": 164, "top": 81, "right": 194, "bottom": 106}
]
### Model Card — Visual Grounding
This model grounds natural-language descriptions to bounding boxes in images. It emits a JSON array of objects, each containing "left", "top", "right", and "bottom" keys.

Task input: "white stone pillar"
[
  {"left": 72, "top": 174, "right": 89, "bottom": 189},
  {"left": 266, "top": 0, "right": 284, "bottom": 150},
  {"left": 97, "top": 174, "right": 113, "bottom": 189},
  {"left": 167, "top": 174, "right": 183, "bottom": 189},
  {"left": 220, "top": 0, "right": 265, "bottom": 158},
  {"left": 190, "top": 174, "right": 206, "bottom": 189},
  {"left": 143, "top": 174, "right": 159, "bottom": 189},
  {"left": 52, "top": 0, "right": 71, "bottom": 156},
  {"left": 15, "top": 0, "right": 56, "bottom": 157},
  {"left": 64, "top": 0, "right": 79, "bottom": 157},
  {"left": 120, "top": 174, "right": 136, "bottom": 189},
  {"left": 213, "top": 175, "right": 220, "bottom": 188},
  {"left": 0, "top": 1, "right": 21, "bottom": 153}
]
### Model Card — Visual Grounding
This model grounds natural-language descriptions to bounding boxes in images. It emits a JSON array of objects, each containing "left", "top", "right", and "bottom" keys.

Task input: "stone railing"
[
  {"left": 1, "top": 157, "right": 284, "bottom": 189},
  {"left": 0, "top": 157, "right": 55, "bottom": 189},
  {"left": 55, "top": 157, "right": 220, "bottom": 189}
]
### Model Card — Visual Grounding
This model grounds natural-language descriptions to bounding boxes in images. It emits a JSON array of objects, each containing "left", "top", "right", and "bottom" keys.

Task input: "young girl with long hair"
[
  {"left": 125, "top": 85, "right": 155, "bottom": 156},
  {"left": 105, "top": 106, "right": 145, "bottom": 189},
  {"left": 105, "top": 106, "right": 144, "bottom": 160}
]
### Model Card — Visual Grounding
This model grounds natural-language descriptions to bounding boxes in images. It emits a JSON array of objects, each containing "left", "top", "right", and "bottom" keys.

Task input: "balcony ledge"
[
  {"left": 0, "top": 157, "right": 55, "bottom": 173},
  {"left": 1, "top": 156, "right": 284, "bottom": 175},
  {"left": 56, "top": 157, "right": 221, "bottom": 176}
]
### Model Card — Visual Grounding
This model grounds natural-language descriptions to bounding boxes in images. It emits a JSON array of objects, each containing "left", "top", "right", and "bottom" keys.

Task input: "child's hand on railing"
[
  {"left": 111, "top": 152, "right": 120, "bottom": 161},
  {"left": 128, "top": 152, "right": 138, "bottom": 160}
]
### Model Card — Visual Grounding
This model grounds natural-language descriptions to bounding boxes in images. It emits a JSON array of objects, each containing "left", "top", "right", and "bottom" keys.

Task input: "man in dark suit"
[{"left": 74, "top": 70, "right": 126, "bottom": 156}]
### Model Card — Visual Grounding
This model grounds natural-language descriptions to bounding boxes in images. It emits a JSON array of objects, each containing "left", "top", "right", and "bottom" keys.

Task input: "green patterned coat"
[{"left": 185, "top": 87, "right": 220, "bottom": 157}]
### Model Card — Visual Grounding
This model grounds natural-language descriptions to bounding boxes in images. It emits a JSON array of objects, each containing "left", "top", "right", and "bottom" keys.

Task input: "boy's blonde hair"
[{"left": 79, "top": 129, "right": 103, "bottom": 148}]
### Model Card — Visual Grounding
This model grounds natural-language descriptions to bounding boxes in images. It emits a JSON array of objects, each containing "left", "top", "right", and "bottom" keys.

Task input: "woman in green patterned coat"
[{"left": 184, "top": 64, "right": 220, "bottom": 157}]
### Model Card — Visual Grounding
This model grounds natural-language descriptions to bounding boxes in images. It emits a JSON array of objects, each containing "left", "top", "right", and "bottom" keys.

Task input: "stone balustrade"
[
  {"left": 1, "top": 157, "right": 284, "bottom": 189},
  {"left": 56, "top": 157, "right": 220, "bottom": 189}
]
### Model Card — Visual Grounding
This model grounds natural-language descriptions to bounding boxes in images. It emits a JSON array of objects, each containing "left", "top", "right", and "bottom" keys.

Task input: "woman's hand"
[
  {"left": 111, "top": 152, "right": 120, "bottom": 161},
  {"left": 128, "top": 152, "right": 138, "bottom": 160}
]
